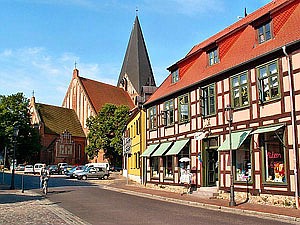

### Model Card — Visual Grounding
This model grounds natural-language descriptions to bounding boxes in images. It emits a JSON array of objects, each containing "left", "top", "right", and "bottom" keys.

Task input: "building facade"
[
  {"left": 143, "top": 0, "right": 300, "bottom": 204},
  {"left": 30, "top": 96, "right": 87, "bottom": 165},
  {"left": 123, "top": 109, "right": 146, "bottom": 183}
]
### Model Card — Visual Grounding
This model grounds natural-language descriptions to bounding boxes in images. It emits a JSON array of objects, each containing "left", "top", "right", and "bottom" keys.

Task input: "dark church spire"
[{"left": 117, "top": 16, "right": 156, "bottom": 99}]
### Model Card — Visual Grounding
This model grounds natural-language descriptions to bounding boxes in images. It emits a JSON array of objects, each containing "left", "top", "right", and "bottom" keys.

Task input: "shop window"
[
  {"left": 257, "top": 21, "right": 272, "bottom": 44},
  {"left": 208, "top": 48, "right": 219, "bottom": 66},
  {"left": 231, "top": 72, "right": 249, "bottom": 108},
  {"left": 151, "top": 157, "right": 159, "bottom": 178},
  {"left": 164, "top": 156, "right": 173, "bottom": 179},
  {"left": 260, "top": 129, "right": 286, "bottom": 183},
  {"left": 163, "top": 99, "right": 174, "bottom": 126},
  {"left": 171, "top": 69, "right": 179, "bottom": 83},
  {"left": 257, "top": 60, "right": 280, "bottom": 103},
  {"left": 178, "top": 94, "right": 189, "bottom": 123},
  {"left": 148, "top": 106, "right": 157, "bottom": 130},
  {"left": 234, "top": 138, "right": 252, "bottom": 182},
  {"left": 201, "top": 84, "right": 216, "bottom": 116}
]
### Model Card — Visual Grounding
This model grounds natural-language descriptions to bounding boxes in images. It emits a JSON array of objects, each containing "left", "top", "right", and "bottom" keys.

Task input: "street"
[{"left": 1, "top": 172, "right": 297, "bottom": 225}]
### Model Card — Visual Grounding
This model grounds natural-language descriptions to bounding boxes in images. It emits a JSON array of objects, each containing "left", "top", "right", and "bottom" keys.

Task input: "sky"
[{"left": 0, "top": 0, "right": 270, "bottom": 106}]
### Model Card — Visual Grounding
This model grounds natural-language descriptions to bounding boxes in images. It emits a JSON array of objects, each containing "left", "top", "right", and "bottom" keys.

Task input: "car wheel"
[
  {"left": 103, "top": 175, "right": 108, "bottom": 180},
  {"left": 82, "top": 175, "right": 87, "bottom": 180}
]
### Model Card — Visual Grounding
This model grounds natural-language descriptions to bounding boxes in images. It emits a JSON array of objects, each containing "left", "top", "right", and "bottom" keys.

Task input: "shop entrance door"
[
  {"left": 206, "top": 149, "right": 218, "bottom": 186},
  {"left": 203, "top": 137, "right": 219, "bottom": 187}
]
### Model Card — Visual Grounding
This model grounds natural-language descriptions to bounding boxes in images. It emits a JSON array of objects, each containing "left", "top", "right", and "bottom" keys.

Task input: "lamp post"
[
  {"left": 225, "top": 104, "right": 236, "bottom": 206},
  {"left": 10, "top": 125, "right": 19, "bottom": 190}
]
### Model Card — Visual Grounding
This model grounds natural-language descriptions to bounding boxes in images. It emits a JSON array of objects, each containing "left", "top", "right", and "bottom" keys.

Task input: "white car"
[
  {"left": 24, "top": 165, "right": 34, "bottom": 174},
  {"left": 34, "top": 163, "right": 44, "bottom": 174}
]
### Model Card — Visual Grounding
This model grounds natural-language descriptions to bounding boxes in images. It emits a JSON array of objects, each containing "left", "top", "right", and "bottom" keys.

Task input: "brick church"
[{"left": 61, "top": 16, "right": 157, "bottom": 163}]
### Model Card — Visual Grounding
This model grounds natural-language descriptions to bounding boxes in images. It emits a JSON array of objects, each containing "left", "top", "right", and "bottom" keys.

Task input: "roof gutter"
[
  {"left": 144, "top": 39, "right": 300, "bottom": 107},
  {"left": 282, "top": 45, "right": 299, "bottom": 209}
]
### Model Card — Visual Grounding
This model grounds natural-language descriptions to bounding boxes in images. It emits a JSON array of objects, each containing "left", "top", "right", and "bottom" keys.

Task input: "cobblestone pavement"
[{"left": 0, "top": 188, "right": 89, "bottom": 225}]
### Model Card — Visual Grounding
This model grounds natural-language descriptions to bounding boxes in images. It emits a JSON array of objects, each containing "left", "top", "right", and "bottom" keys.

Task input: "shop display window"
[
  {"left": 151, "top": 157, "right": 159, "bottom": 178},
  {"left": 234, "top": 139, "right": 251, "bottom": 182},
  {"left": 164, "top": 156, "right": 173, "bottom": 179},
  {"left": 261, "top": 129, "right": 286, "bottom": 183}
]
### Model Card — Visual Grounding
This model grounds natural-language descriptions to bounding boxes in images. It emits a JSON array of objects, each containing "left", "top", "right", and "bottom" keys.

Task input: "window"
[
  {"left": 163, "top": 99, "right": 174, "bottom": 126},
  {"left": 171, "top": 69, "right": 179, "bottom": 83},
  {"left": 151, "top": 157, "right": 159, "bottom": 178},
  {"left": 178, "top": 94, "right": 189, "bottom": 123},
  {"left": 234, "top": 138, "right": 252, "bottom": 182},
  {"left": 136, "top": 118, "right": 139, "bottom": 135},
  {"left": 257, "top": 61, "right": 280, "bottom": 102},
  {"left": 208, "top": 48, "right": 219, "bottom": 66},
  {"left": 201, "top": 84, "right": 216, "bottom": 116},
  {"left": 260, "top": 128, "right": 286, "bottom": 183},
  {"left": 258, "top": 21, "right": 272, "bottom": 44},
  {"left": 148, "top": 106, "right": 157, "bottom": 130},
  {"left": 231, "top": 72, "right": 249, "bottom": 108},
  {"left": 164, "top": 156, "right": 173, "bottom": 179}
]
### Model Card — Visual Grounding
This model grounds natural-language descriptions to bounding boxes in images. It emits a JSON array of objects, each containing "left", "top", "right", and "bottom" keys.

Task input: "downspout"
[{"left": 282, "top": 46, "right": 299, "bottom": 209}]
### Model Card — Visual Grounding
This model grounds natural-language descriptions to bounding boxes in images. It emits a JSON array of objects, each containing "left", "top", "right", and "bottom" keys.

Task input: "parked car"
[
  {"left": 16, "top": 164, "right": 25, "bottom": 171},
  {"left": 24, "top": 165, "right": 34, "bottom": 174},
  {"left": 34, "top": 163, "right": 44, "bottom": 175},
  {"left": 63, "top": 165, "right": 74, "bottom": 174},
  {"left": 77, "top": 167, "right": 109, "bottom": 180},
  {"left": 73, "top": 166, "right": 87, "bottom": 178},
  {"left": 46, "top": 165, "right": 59, "bottom": 175},
  {"left": 65, "top": 165, "right": 85, "bottom": 178},
  {"left": 110, "top": 166, "right": 122, "bottom": 172},
  {"left": 58, "top": 163, "right": 68, "bottom": 174}
]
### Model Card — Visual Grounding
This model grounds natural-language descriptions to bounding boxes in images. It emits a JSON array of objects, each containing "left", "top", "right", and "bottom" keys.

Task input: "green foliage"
[
  {"left": 86, "top": 103, "right": 129, "bottom": 166},
  {"left": 0, "top": 93, "right": 41, "bottom": 166}
]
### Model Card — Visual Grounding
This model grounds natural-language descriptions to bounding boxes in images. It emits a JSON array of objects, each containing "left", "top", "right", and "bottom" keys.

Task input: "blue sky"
[{"left": 0, "top": 0, "right": 270, "bottom": 106}]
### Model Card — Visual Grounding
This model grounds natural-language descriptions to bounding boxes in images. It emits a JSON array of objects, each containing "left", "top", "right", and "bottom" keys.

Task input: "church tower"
[{"left": 117, "top": 16, "right": 157, "bottom": 106}]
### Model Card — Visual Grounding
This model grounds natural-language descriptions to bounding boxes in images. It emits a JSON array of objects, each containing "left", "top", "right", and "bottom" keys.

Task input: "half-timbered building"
[{"left": 143, "top": 0, "right": 300, "bottom": 204}]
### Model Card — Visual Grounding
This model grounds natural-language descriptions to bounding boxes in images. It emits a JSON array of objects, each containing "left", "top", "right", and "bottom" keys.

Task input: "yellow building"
[{"left": 124, "top": 108, "right": 146, "bottom": 183}]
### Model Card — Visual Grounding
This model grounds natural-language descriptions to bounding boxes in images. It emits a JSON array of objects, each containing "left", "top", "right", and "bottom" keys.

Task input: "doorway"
[{"left": 203, "top": 137, "right": 219, "bottom": 187}]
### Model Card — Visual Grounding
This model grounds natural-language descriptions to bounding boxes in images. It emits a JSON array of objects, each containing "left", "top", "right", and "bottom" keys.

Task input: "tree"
[
  {"left": 0, "top": 93, "right": 41, "bottom": 167},
  {"left": 86, "top": 103, "right": 130, "bottom": 166}
]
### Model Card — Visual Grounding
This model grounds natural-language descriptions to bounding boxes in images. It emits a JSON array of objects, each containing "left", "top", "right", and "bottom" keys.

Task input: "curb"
[{"left": 100, "top": 185, "right": 300, "bottom": 225}]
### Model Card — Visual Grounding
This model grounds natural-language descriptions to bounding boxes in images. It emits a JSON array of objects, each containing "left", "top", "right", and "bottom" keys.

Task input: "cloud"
[{"left": 0, "top": 47, "right": 118, "bottom": 106}]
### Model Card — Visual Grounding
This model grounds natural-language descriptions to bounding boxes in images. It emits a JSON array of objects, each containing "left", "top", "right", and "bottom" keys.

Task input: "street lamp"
[
  {"left": 10, "top": 125, "right": 19, "bottom": 190},
  {"left": 225, "top": 104, "right": 236, "bottom": 206}
]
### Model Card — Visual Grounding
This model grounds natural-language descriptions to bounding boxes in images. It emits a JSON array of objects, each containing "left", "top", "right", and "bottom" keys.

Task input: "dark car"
[
  {"left": 77, "top": 167, "right": 109, "bottom": 180},
  {"left": 16, "top": 164, "right": 25, "bottom": 171},
  {"left": 46, "top": 165, "right": 59, "bottom": 175}
]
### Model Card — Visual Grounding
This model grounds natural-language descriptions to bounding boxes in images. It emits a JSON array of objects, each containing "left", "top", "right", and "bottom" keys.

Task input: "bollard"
[{"left": 21, "top": 174, "right": 24, "bottom": 193}]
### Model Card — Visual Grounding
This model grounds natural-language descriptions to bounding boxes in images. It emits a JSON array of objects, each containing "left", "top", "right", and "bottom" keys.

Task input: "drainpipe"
[{"left": 282, "top": 46, "right": 299, "bottom": 209}]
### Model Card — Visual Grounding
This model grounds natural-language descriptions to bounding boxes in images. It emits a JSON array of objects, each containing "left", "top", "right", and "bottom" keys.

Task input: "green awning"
[
  {"left": 152, "top": 142, "right": 173, "bottom": 157},
  {"left": 165, "top": 139, "right": 189, "bottom": 156},
  {"left": 140, "top": 143, "right": 160, "bottom": 157},
  {"left": 218, "top": 129, "right": 252, "bottom": 151},
  {"left": 251, "top": 124, "right": 285, "bottom": 135}
]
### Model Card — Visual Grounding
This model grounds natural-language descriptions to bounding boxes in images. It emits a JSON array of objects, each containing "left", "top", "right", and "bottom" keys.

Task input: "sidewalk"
[
  {"left": 102, "top": 174, "right": 300, "bottom": 224},
  {"left": 1, "top": 174, "right": 300, "bottom": 224},
  {"left": 0, "top": 184, "right": 89, "bottom": 225}
]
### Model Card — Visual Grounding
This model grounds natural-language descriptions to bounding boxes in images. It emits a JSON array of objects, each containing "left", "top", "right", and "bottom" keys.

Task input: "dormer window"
[
  {"left": 208, "top": 48, "right": 219, "bottom": 66},
  {"left": 258, "top": 21, "right": 272, "bottom": 44},
  {"left": 171, "top": 69, "right": 179, "bottom": 83}
]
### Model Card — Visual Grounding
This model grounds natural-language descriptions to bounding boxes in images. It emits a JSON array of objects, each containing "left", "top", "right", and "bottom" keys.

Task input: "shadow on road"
[{"left": 0, "top": 193, "right": 42, "bottom": 204}]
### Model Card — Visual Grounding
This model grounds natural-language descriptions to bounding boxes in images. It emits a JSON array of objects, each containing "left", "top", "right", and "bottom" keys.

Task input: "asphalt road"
[
  {"left": 2, "top": 172, "right": 294, "bottom": 225},
  {"left": 47, "top": 183, "right": 292, "bottom": 225}
]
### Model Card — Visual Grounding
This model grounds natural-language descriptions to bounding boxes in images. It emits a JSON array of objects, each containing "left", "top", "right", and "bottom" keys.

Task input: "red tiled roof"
[
  {"left": 79, "top": 76, "right": 135, "bottom": 112},
  {"left": 146, "top": 0, "right": 300, "bottom": 105}
]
